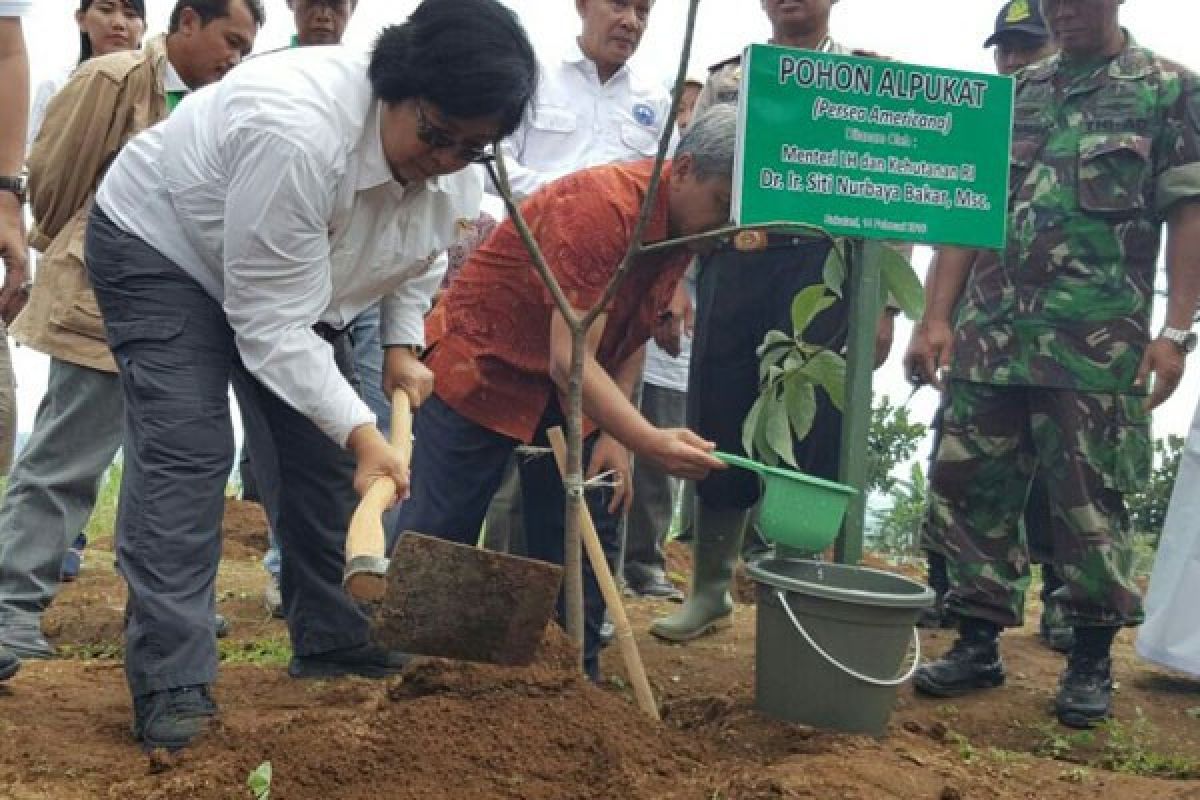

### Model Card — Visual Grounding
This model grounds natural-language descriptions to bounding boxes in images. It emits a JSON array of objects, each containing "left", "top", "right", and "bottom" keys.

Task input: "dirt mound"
[
  {"left": 109, "top": 630, "right": 723, "bottom": 800},
  {"left": 221, "top": 498, "right": 269, "bottom": 559}
]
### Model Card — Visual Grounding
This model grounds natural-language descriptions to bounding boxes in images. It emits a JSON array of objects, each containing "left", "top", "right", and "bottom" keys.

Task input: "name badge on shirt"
[{"left": 633, "top": 102, "right": 657, "bottom": 128}]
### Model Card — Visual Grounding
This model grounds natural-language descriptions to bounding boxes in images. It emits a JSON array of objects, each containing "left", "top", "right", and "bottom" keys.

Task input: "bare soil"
[{"left": 3, "top": 500, "right": 1200, "bottom": 799}]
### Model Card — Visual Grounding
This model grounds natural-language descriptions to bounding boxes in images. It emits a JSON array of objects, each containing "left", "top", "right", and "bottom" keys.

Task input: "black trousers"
[
  {"left": 393, "top": 394, "right": 619, "bottom": 680},
  {"left": 690, "top": 236, "right": 844, "bottom": 510},
  {"left": 86, "top": 206, "right": 370, "bottom": 698}
]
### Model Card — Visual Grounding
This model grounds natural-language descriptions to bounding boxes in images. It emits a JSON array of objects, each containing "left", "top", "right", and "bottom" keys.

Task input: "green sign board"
[{"left": 733, "top": 44, "right": 1014, "bottom": 249}]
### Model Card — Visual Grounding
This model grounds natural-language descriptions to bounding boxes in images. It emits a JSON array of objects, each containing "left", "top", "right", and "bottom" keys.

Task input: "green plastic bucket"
[
  {"left": 716, "top": 452, "right": 856, "bottom": 554},
  {"left": 746, "top": 558, "right": 935, "bottom": 736}
]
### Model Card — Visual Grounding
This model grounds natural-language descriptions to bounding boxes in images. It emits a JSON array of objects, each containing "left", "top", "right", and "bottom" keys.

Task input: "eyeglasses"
[{"left": 414, "top": 100, "right": 493, "bottom": 164}]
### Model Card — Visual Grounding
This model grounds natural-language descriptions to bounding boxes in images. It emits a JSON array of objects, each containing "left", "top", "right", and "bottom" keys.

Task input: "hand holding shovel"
[{"left": 344, "top": 389, "right": 412, "bottom": 603}]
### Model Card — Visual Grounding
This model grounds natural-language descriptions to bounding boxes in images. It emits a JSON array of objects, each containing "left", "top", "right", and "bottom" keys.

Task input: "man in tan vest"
[{"left": 0, "top": 0, "right": 261, "bottom": 663}]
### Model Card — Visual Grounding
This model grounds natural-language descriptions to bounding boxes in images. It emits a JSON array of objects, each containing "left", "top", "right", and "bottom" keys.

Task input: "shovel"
[
  {"left": 342, "top": 390, "right": 563, "bottom": 666},
  {"left": 343, "top": 390, "right": 413, "bottom": 603}
]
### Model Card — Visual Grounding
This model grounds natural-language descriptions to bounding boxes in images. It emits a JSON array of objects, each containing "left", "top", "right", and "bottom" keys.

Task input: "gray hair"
[{"left": 675, "top": 103, "right": 738, "bottom": 180}]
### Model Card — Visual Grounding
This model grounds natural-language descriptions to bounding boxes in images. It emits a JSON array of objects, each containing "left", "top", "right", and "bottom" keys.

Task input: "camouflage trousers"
[{"left": 928, "top": 380, "right": 1148, "bottom": 629}]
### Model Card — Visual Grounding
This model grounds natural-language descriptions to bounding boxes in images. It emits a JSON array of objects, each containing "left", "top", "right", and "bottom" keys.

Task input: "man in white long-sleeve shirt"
[
  {"left": 85, "top": 0, "right": 537, "bottom": 752},
  {"left": 496, "top": 0, "right": 668, "bottom": 202}
]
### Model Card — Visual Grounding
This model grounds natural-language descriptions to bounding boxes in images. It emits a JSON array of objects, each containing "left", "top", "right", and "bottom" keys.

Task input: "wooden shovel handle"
[
  {"left": 344, "top": 390, "right": 413, "bottom": 585},
  {"left": 547, "top": 427, "right": 659, "bottom": 720}
]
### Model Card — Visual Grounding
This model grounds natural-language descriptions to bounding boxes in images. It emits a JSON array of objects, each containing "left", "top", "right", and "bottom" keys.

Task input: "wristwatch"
[
  {"left": 1160, "top": 326, "right": 1198, "bottom": 354},
  {"left": 0, "top": 170, "right": 28, "bottom": 204}
]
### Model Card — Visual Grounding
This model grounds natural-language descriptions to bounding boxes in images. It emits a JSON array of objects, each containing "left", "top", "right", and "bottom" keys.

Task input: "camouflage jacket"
[{"left": 952, "top": 35, "right": 1200, "bottom": 393}]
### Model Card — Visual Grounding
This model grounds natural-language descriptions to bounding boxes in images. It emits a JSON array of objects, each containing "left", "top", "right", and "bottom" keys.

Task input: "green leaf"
[
  {"left": 741, "top": 393, "right": 766, "bottom": 460},
  {"left": 756, "top": 329, "right": 792, "bottom": 359},
  {"left": 822, "top": 242, "right": 847, "bottom": 297},
  {"left": 791, "top": 285, "right": 836, "bottom": 337},
  {"left": 865, "top": 241, "right": 925, "bottom": 320},
  {"left": 248, "top": 761, "right": 272, "bottom": 800},
  {"left": 783, "top": 377, "right": 817, "bottom": 444},
  {"left": 764, "top": 388, "right": 797, "bottom": 468},
  {"left": 802, "top": 349, "right": 846, "bottom": 411}
]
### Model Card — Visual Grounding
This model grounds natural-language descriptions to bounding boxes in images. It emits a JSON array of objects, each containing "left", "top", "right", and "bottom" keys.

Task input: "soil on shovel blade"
[{"left": 3, "top": 498, "right": 1200, "bottom": 799}]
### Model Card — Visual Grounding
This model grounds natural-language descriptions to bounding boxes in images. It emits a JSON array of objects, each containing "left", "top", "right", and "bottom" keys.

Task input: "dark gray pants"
[
  {"left": 86, "top": 207, "right": 369, "bottom": 698},
  {"left": 619, "top": 381, "right": 685, "bottom": 585}
]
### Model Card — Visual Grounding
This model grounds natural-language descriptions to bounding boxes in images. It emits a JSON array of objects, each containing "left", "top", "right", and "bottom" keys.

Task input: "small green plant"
[
  {"left": 946, "top": 731, "right": 976, "bottom": 764},
  {"left": 935, "top": 704, "right": 959, "bottom": 719},
  {"left": 1095, "top": 711, "right": 1200, "bottom": 779},
  {"left": 1059, "top": 766, "right": 1090, "bottom": 784},
  {"left": 1029, "top": 721, "right": 1094, "bottom": 760},
  {"left": 220, "top": 637, "right": 292, "bottom": 667},
  {"left": 247, "top": 761, "right": 272, "bottom": 800},
  {"left": 743, "top": 241, "right": 924, "bottom": 467},
  {"left": 57, "top": 642, "right": 123, "bottom": 660}
]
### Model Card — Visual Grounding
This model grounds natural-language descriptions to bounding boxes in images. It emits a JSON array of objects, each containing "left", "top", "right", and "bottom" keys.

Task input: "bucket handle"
[{"left": 775, "top": 589, "right": 921, "bottom": 688}]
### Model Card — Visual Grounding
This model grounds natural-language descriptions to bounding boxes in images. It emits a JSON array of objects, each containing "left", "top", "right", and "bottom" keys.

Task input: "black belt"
[{"left": 312, "top": 322, "right": 347, "bottom": 343}]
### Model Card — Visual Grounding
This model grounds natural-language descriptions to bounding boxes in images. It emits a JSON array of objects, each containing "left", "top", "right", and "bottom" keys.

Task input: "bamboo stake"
[{"left": 547, "top": 427, "right": 659, "bottom": 720}]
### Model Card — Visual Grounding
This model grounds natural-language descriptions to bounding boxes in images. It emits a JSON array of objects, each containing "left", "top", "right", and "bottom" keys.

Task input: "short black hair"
[
  {"left": 79, "top": 0, "right": 147, "bottom": 63},
  {"left": 369, "top": 0, "right": 537, "bottom": 138},
  {"left": 168, "top": 0, "right": 265, "bottom": 34}
]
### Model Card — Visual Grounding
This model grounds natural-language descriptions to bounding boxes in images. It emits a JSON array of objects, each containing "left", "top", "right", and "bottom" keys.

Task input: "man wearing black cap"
[{"left": 985, "top": 0, "right": 1057, "bottom": 75}]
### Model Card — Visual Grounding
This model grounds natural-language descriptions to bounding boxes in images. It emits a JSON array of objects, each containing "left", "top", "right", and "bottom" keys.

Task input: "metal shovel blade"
[{"left": 370, "top": 532, "right": 564, "bottom": 666}]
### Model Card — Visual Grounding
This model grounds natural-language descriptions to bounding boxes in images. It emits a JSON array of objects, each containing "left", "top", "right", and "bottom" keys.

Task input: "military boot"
[
  {"left": 914, "top": 619, "right": 1005, "bottom": 697},
  {"left": 649, "top": 500, "right": 748, "bottom": 643},
  {"left": 1055, "top": 626, "right": 1118, "bottom": 728},
  {"left": 1055, "top": 653, "right": 1113, "bottom": 728}
]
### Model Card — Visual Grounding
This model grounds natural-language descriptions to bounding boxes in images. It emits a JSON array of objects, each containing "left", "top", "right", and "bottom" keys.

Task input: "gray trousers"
[
  {"left": 0, "top": 358, "right": 122, "bottom": 652},
  {"left": 87, "top": 207, "right": 369, "bottom": 697},
  {"left": 619, "top": 382, "right": 685, "bottom": 584}
]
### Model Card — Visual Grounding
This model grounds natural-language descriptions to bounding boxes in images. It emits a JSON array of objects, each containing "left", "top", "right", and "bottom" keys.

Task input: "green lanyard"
[{"left": 165, "top": 89, "right": 187, "bottom": 113}]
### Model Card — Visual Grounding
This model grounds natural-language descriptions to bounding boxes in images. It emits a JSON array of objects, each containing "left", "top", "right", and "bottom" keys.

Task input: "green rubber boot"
[{"left": 650, "top": 499, "right": 749, "bottom": 643}]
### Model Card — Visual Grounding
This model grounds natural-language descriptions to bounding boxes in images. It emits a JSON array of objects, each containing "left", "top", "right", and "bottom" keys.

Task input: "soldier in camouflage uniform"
[
  {"left": 917, "top": 0, "right": 1075, "bottom": 655},
  {"left": 907, "top": 0, "right": 1200, "bottom": 729}
]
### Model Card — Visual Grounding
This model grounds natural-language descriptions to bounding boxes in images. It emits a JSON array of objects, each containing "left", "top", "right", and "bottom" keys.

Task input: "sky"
[{"left": 13, "top": 0, "right": 1200, "bottom": 462}]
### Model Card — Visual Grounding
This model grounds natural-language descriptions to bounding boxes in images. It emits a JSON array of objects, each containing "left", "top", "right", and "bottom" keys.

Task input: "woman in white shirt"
[{"left": 85, "top": 0, "right": 537, "bottom": 753}]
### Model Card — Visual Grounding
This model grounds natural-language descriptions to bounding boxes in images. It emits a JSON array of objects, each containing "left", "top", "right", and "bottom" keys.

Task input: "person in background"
[
  {"left": 674, "top": 77, "right": 702, "bottom": 134},
  {"left": 29, "top": 1, "right": 148, "bottom": 149},
  {"left": 397, "top": 105, "right": 737, "bottom": 682},
  {"left": 0, "top": 0, "right": 34, "bottom": 685},
  {"left": 619, "top": 75, "right": 704, "bottom": 602},
  {"left": 479, "top": 0, "right": 671, "bottom": 645},
  {"left": 0, "top": 0, "right": 262, "bottom": 667},
  {"left": 916, "top": 0, "right": 1071, "bottom": 654},
  {"left": 909, "top": 0, "right": 1200, "bottom": 729},
  {"left": 23, "top": 1, "right": 148, "bottom": 586},
  {"left": 1137, "top": 381, "right": 1200, "bottom": 680},
  {"left": 651, "top": 0, "right": 899, "bottom": 644},
  {"left": 288, "top": 0, "right": 354, "bottom": 46},
  {"left": 86, "top": 0, "right": 536, "bottom": 751},
  {"left": 246, "top": 0, "right": 359, "bottom": 620}
]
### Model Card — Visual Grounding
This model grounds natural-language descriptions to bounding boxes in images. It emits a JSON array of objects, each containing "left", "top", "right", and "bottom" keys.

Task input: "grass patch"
[
  {"left": 58, "top": 642, "right": 124, "bottom": 660},
  {"left": 1029, "top": 712, "right": 1200, "bottom": 780},
  {"left": 219, "top": 636, "right": 292, "bottom": 667}
]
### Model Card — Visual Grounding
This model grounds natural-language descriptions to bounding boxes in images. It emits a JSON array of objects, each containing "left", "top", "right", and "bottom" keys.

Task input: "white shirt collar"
[
  {"left": 356, "top": 100, "right": 452, "bottom": 196},
  {"left": 164, "top": 57, "right": 188, "bottom": 93},
  {"left": 566, "top": 38, "right": 630, "bottom": 85}
]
